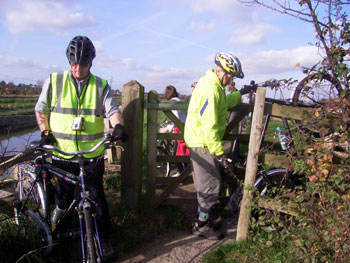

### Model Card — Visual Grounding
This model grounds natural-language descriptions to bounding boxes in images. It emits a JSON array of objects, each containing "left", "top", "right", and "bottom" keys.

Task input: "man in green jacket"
[{"left": 184, "top": 52, "right": 256, "bottom": 240}]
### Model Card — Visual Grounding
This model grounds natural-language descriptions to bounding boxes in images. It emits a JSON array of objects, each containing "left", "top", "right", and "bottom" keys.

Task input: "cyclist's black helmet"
[{"left": 66, "top": 36, "right": 96, "bottom": 65}]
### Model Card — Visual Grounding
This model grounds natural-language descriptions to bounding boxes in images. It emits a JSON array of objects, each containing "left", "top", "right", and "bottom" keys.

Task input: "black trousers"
[{"left": 52, "top": 157, "right": 112, "bottom": 238}]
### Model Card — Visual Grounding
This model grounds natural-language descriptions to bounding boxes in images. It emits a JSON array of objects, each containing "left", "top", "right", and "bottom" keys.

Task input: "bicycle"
[
  {"left": 222, "top": 80, "right": 300, "bottom": 216},
  {"left": 13, "top": 133, "right": 122, "bottom": 262},
  {"left": 157, "top": 120, "right": 175, "bottom": 177},
  {"left": 291, "top": 73, "right": 344, "bottom": 136}
]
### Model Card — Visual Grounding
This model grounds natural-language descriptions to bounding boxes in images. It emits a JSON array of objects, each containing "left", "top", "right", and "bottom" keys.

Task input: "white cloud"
[
  {"left": 187, "top": 19, "right": 216, "bottom": 32},
  {"left": 241, "top": 45, "right": 320, "bottom": 75},
  {"left": 0, "top": 54, "right": 61, "bottom": 71},
  {"left": 190, "top": 0, "right": 237, "bottom": 14},
  {"left": 141, "top": 65, "right": 196, "bottom": 79},
  {"left": 229, "top": 24, "right": 281, "bottom": 45},
  {"left": 139, "top": 64, "right": 204, "bottom": 92},
  {"left": 1, "top": 0, "right": 96, "bottom": 35},
  {"left": 93, "top": 41, "right": 104, "bottom": 53},
  {"left": 95, "top": 55, "right": 137, "bottom": 71},
  {"left": 0, "top": 54, "right": 62, "bottom": 84}
]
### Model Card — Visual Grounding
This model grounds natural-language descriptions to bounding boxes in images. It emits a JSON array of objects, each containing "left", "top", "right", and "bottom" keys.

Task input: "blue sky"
[{"left": 0, "top": 0, "right": 338, "bottom": 96}]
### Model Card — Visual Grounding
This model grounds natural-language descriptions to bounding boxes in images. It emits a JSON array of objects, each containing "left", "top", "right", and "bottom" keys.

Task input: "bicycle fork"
[{"left": 77, "top": 196, "right": 103, "bottom": 262}]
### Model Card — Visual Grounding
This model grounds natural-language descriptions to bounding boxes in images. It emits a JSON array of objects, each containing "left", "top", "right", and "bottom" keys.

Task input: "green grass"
[
  {"left": 0, "top": 96, "right": 37, "bottom": 116},
  {"left": 202, "top": 229, "right": 294, "bottom": 263}
]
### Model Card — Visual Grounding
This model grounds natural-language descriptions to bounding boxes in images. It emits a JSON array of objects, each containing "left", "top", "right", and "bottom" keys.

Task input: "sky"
[{"left": 0, "top": 0, "right": 345, "bottom": 96}]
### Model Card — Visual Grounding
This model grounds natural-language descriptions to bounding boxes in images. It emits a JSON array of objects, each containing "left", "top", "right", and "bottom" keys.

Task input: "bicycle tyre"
[
  {"left": 15, "top": 165, "right": 49, "bottom": 221},
  {"left": 291, "top": 73, "right": 340, "bottom": 136},
  {"left": 228, "top": 169, "right": 288, "bottom": 214},
  {"left": 156, "top": 146, "right": 171, "bottom": 177},
  {"left": 254, "top": 168, "right": 289, "bottom": 197},
  {"left": 14, "top": 209, "right": 53, "bottom": 255},
  {"left": 84, "top": 207, "right": 97, "bottom": 263}
]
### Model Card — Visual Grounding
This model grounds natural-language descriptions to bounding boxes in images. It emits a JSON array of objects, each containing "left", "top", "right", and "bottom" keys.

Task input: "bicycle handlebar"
[
  {"left": 39, "top": 133, "right": 122, "bottom": 157},
  {"left": 242, "top": 79, "right": 284, "bottom": 90}
]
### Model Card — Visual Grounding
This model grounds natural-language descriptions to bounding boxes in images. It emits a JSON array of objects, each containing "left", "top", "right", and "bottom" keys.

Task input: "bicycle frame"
[
  {"left": 14, "top": 133, "right": 120, "bottom": 262},
  {"left": 222, "top": 85, "right": 299, "bottom": 206},
  {"left": 43, "top": 154, "right": 103, "bottom": 260}
]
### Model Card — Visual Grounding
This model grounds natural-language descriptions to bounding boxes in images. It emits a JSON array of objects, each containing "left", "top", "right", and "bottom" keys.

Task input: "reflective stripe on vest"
[{"left": 49, "top": 71, "right": 106, "bottom": 159}]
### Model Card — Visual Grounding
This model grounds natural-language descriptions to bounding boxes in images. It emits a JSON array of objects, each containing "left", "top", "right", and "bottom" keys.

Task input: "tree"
[
  {"left": 36, "top": 79, "right": 44, "bottom": 88},
  {"left": 236, "top": 1, "right": 350, "bottom": 261},
  {"left": 240, "top": 0, "right": 349, "bottom": 93}
]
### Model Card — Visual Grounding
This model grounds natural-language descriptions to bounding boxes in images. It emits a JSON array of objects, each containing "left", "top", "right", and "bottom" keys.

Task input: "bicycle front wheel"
[
  {"left": 254, "top": 168, "right": 290, "bottom": 197},
  {"left": 84, "top": 207, "right": 97, "bottom": 263},
  {"left": 291, "top": 73, "right": 340, "bottom": 136},
  {"left": 228, "top": 169, "right": 290, "bottom": 214}
]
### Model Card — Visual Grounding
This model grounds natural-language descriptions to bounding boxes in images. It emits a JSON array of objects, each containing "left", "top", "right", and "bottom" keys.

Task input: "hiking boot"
[
  {"left": 192, "top": 220, "right": 224, "bottom": 240},
  {"left": 101, "top": 238, "right": 116, "bottom": 262},
  {"left": 209, "top": 216, "right": 222, "bottom": 231}
]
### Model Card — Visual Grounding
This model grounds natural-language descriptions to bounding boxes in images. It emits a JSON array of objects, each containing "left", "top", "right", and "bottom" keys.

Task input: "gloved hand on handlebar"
[
  {"left": 239, "top": 80, "right": 258, "bottom": 95},
  {"left": 216, "top": 154, "right": 231, "bottom": 169},
  {"left": 40, "top": 130, "right": 56, "bottom": 146},
  {"left": 112, "top": 124, "right": 129, "bottom": 142}
]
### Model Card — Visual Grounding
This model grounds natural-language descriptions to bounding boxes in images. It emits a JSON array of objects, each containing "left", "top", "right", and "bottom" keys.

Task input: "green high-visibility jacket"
[
  {"left": 49, "top": 71, "right": 107, "bottom": 159},
  {"left": 184, "top": 69, "right": 241, "bottom": 155}
]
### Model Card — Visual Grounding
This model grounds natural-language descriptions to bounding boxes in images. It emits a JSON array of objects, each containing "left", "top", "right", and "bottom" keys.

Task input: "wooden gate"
[{"left": 120, "top": 81, "right": 312, "bottom": 208}]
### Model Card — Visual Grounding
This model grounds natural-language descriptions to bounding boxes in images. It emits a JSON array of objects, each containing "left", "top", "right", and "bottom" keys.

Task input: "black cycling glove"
[
  {"left": 112, "top": 124, "right": 129, "bottom": 142},
  {"left": 239, "top": 81, "right": 258, "bottom": 95},
  {"left": 216, "top": 154, "right": 231, "bottom": 169},
  {"left": 40, "top": 130, "right": 56, "bottom": 146}
]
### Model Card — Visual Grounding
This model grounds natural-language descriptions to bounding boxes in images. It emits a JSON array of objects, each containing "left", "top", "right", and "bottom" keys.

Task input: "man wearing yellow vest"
[
  {"left": 184, "top": 52, "right": 256, "bottom": 240},
  {"left": 35, "top": 36, "right": 127, "bottom": 260}
]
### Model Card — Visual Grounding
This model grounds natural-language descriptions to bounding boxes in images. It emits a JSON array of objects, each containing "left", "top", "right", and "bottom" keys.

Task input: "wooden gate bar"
[{"left": 146, "top": 90, "right": 159, "bottom": 197}]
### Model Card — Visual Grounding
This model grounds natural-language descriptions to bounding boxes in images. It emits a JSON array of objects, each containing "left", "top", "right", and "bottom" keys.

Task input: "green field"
[
  {"left": 0, "top": 96, "right": 38, "bottom": 116},
  {"left": 0, "top": 95, "right": 122, "bottom": 116}
]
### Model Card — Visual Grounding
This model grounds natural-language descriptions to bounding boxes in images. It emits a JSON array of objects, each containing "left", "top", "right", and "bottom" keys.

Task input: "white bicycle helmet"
[{"left": 215, "top": 52, "right": 244, "bottom": 79}]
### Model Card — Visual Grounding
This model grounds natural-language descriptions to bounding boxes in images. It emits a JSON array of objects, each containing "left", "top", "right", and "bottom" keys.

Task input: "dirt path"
[
  {"left": 116, "top": 183, "right": 238, "bottom": 263},
  {"left": 117, "top": 218, "right": 237, "bottom": 263}
]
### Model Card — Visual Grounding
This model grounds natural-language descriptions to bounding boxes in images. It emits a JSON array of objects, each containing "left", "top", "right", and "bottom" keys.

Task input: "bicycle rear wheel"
[
  {"left": 14, "top": 209, "right": 53, "bottom": 255},
  {"left": 291, "top": 73, "right": 340, "bottom": 136},
  {"left": 15, "top": 164, "right": 49, "bottom": 221}
]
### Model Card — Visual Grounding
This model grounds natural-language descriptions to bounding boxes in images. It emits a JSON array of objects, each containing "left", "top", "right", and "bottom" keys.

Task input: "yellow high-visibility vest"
[{"left": 49, "top": 70, "right": 106, "bottom": 159}]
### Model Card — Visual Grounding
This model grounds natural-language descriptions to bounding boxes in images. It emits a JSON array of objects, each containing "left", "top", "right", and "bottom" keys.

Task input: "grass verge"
[{"left": 202, "top": 229, "right": 294, "bottom": 263}]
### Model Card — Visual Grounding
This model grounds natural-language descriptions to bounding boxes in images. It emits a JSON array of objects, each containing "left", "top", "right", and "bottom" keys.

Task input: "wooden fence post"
[
  {"left": 236, "top": 87, "right": 266, "bottom": 241},
  {"left": 146, "top": 90, "right": 158, "bottom": 196},
  {"left": 121, "top": 80, "right": 144, "bottom": 208}
]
